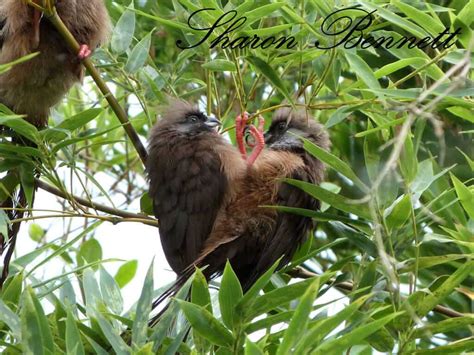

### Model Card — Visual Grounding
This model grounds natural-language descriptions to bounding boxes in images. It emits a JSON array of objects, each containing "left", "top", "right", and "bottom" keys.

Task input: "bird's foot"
[
  {"left": 246, "top": 115, "right": 265, "bottom": 165},
  {"left": 246, "top": 119, "right": 265, "bottom": 166},
  {"left": 245, "top": 114, "right": 265, "bottom": 148},
  {"left": 236, "top": 112, "right": 249, "bottom": 160},
  {"left": 78, "top": 44, "right": 92, "bottom": 60}
]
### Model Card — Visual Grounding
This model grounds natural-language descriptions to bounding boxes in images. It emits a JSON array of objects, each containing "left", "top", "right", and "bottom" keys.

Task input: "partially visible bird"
[
  {"left": 0, "top": 0, "right": 110, "bottom": 287},
  {"left": 0, "top": 0, "right": 110, "bottom": 126},
  {"left": 150, "top": 107, "right": 330, "bottom": 324},
  {"left": 146, "top": 101, "right": 265, "bottom": 275}
]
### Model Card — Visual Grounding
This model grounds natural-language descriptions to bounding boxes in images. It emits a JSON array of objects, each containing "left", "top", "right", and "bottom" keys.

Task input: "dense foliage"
[{"left": 0, "top": 0, "right": 473, "bottom": 353}]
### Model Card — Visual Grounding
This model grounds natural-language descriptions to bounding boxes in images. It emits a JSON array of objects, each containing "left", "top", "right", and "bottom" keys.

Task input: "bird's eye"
[
  {"left": 278, "top": 122, "right": 287, "bottom": 131},
  {"left": 189, "top": 115, "right": 198, "bottom": 123}
]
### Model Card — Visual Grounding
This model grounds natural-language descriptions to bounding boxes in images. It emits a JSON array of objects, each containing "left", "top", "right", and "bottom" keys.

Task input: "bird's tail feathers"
[{"left": 148, "top": 266, "right": 196, "bottom": 327}]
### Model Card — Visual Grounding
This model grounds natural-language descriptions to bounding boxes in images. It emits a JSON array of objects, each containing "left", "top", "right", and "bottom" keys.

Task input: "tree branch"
[
  {"left": 36, "top": 179, "right": 157, "bottom": 227},
  {"left": 286, "top": 267, "right": 465, "bottom": 318}
]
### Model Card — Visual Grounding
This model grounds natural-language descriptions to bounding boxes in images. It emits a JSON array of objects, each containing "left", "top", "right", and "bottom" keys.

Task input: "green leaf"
[
  {"left": 77, "top": 238, "right": 103, "bottom": 269},
  {"left": 400, "top": 133, "right": 418, "bottom": 183},
  {"left": 0, "top": 209, "right": 10, "bottom": 239},
  {"left": 236, "top": 259, "right": 281, "bottom": 314},
  {"left": 177, "top": 300, "right": 234, "bottom": 347},
  {"left": 360, "top": 1, "right": 426, "bottom": 38},
  {"left": 244, "top": 3, "right": 286, "bottom": 27},
  {"left": 399, "top": 260, "right": 474, "bottom": 327},
  {"left": 114, "top": 260, "right": 138, "bottom": 288},
  {"left": 202, "top": 59, "right": 237, "bottom": 72},
  {"left": 111, "top": 1, "right": 136, "bottom": 54},
  {"left": 245, "top": 278, "right": 324, "bottom": 320},
  {"left": 21, "top": 287, "right": 55, "bottom": 355},
  {"left": 312, "top": 312, "right": 402, "bottom": 354},
  {"left": 28, "top": 223, "right": 45, "bottom": 243},
  {"left": 57, "top": 109, "right": 103, "bottom": 131},
  {"left": 219, "top": 261, "right": 243, "bottom": 329},
  {"left": 277, "top": 278, "right": 320, "bottom": 355},
  {"left": 414, "top": 338, "right": 474, "bottom": 354},
  {"left": 19, "top": 162, "right": 35, "bottom": 210},
  {"left": 301, "top": 136, "right": 368, "bottom": 192},
  {"left": 140, "top": 192, "right": 153, "bottom": 215},
  {"left": 0, "top": 299, "right": 21, "bottom": 340},
  {"left": 66, "top": 309, "right": 85, "bottom": 355},
  {"left": 95, "top": 312, "right": 130, "bottom": 355},
  {"left": 393, "top": 1, "right": 445, "bottom": 35},
  {"left": 245, "top": 56, "right": 294, "bottom": 107},
  {"left": 385, "top": 194, "right": 412, "bottom": 231},
  {"left": 150, "top": 277, "right": 193, "bottom": 352},
  {"left": 451, "top": 174, "right": 474, "bottom": 219},
  {"left": 191, "top": 268, "right": 212, "bottom": 312},
  {"left": 295, "top": 295, "right": 371, "bottom": 353},
  {"left": 411, "top": 316, "right": 474, "bottom": 339},
  {"left": 99, "top": 267, "right": 123, "bottom": 314},
  {"left": 245, "top": 337, "right": 264, "bottom": 355},
  {"left": 245, "top": 311, "right": 294, "bottom": 334},
  {"left": 125, "top": 32, "right": 152, "bottom": 74},
  {"left": 0, "top": 116, "right": 39, "bottom": 143},
  {"left": 345, "top": 53, "right": 382, "bottom": 98},
  {"left": 132, "top": 261, "right": 154, "bottom": 348},
  {"left": 284, "top": 179, "right": 371, "bottom": 220}
]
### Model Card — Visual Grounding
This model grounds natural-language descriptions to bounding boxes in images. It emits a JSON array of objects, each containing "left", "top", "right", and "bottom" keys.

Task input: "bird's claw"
[
  {"left": 236, "top": 112, "right": 265, "bottom": 165},
  {"left": 236, "top": 112, "right": 249, "bottom": 159},
  {"left": 78, "top": 44, "right": 92, "bottom": 60}
]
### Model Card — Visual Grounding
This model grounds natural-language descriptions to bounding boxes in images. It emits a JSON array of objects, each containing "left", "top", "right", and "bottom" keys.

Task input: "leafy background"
[{"left": 0, "top": 0, "right": 473, "bottom": 354}]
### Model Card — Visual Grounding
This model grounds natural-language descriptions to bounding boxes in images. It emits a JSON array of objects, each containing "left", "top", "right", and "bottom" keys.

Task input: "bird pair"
[{"left": 146, "top": 101, "right": 330, "bottom": 322}]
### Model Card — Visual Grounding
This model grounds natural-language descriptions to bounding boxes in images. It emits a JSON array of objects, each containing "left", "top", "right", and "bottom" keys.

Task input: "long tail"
[
  {"left": 148, "top": 264, "right": 201, "bottom": 327},
  {"left": 0, "top": 185, "right": 27, "bottom": 288}
]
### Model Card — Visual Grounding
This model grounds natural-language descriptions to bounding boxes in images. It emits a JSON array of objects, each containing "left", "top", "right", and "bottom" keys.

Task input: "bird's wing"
[
  {"left": 242, "top": 165, "right": 318, "bottom": 289},
  {"left": 150, "top": 147, "right": 228, "bottom": 274}
]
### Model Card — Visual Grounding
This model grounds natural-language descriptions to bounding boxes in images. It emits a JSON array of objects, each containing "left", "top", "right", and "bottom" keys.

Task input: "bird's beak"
[
  {"left": 204, "top": 115, "right": 222, "bottom": 128},
  {"left": 32, "top": 0, "right": 43, "bottom": 49}
]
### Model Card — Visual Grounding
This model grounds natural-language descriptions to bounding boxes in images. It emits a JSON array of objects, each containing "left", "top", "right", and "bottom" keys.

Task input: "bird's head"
[
  {"left": 264, "top": 108, "right": 330, "bottom": 153},
  {"left": 156, "top": 100, "right": 221, "bottom": 136}
]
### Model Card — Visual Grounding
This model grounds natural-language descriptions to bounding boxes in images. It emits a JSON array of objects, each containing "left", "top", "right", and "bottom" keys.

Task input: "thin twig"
[{"left": 36, "top": 179, "right": 157, "bottom": 227}]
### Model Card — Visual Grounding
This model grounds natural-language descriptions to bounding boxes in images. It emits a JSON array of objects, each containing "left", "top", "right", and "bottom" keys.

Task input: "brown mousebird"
[
  {"left": 146, "top": 101, "right": 253, "bottom": 275},
  {"left": 150, "top": 108, "right": 330, "bottom": 324},
  {"left": 0, "top": 0, "right": 110, "bottom": 287}
]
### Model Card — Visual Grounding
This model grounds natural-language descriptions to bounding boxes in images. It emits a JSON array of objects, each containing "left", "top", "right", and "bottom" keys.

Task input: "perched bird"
[
  {"left": 146, "top": 101, "right": 265, "bottom": 275},
  {"left": 195, "top": 108, "right": 330, "bottom": 289},
  {"left": 0, "top": 0, "right": 110, "bottom": 287},
  {"left": 0, "top": 0, "right": 110, "bottom": 126},
  {"left": 150, "top": 108, "right": 330, "bottom": 323}
]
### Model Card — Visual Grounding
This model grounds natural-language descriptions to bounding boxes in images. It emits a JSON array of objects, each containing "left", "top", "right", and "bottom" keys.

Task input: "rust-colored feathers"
[{"left": 147, "top": 104, "right": 330, "bottom": 295}]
